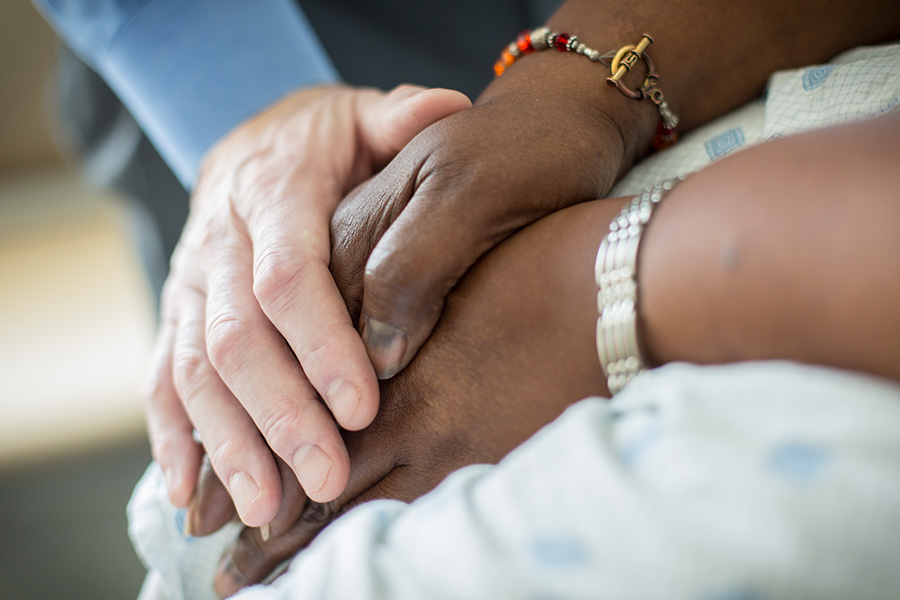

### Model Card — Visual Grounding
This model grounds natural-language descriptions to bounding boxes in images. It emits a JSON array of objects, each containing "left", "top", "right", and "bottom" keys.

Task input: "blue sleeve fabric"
[{"left": 33, "top": 0, "right": 340, "bottom": 189}]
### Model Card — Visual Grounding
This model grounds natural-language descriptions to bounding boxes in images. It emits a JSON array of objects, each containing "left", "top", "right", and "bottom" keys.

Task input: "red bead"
[
  {"left": 652, "top": 121, "right": 679, "bottom": 150},
  {"left": 554, "top": 33, "right": 570, "bottom": 51},
  {"left": 516, "top": 31, "right": 533, "bottom": 54}
]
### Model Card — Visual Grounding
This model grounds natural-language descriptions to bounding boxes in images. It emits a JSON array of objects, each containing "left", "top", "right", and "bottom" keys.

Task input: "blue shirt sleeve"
[{"left": 33, "top": 0, "right": 340, "bottom": 189}]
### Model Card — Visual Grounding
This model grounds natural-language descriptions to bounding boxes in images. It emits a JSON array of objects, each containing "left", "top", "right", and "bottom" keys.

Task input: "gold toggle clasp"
[{"left": 609, "top": 34, "right": 653, "bottom": 83}]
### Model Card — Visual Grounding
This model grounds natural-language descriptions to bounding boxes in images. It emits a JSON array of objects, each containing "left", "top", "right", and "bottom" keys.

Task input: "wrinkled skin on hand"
[
  {"left": 142, "top": 84, "right": 471, "bottom": 527},
  {"left": 195, "top": 187, "right": 626, "bottom": 597}
]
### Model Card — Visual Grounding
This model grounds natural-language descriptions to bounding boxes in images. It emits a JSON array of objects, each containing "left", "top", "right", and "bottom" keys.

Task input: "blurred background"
[{"left": 0, "top": 1, "right": 157, "bottom": 598}]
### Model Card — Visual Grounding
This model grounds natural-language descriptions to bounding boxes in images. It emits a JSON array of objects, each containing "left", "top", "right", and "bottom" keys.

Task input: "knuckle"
[
  {"left": 196, "top": 222, "right": 221, "bottom": 254},
  {"left": 362, "top": 263, "right": 424, "bottom": 319},
  {"left": 234, "top": 155, "right": 279, "bottom": 206},
  {"left": 171, "top": 346, "right": 210, "bottom": 401},
  {"left": 364, "top": 231, "right": 431, "bottom": 295},
  {"left": 362, "top": 249, "right": 403, "bottom": 304},
  {"left": 292, "top": 326, "right": 335, "bottom": 367},
  {"left": 257, "top": 399, "right": 309, "bottom": 454},
  {"left": 151, "top": 431, "right": 188, "bottom": 465},
  {"left": 205, "top": 314, "right": 253, "bottom": 372},
  {"left": 252, "top": 248, "right": 320, "bottom": 315},
  {"left": 291, "top": 321, "right": 368, "bottom": 381},
  {"left": 299, "top": 498, "right": 341, "bottom": 527},
  {"left": 251, "top": 247, "right": 297, "bottom": 307},
  {"left": 362, "top": 261, "right": 390, "bottom": 293},
  {"left": 207, "top": 442, "right": 241, "bottom": 482}
]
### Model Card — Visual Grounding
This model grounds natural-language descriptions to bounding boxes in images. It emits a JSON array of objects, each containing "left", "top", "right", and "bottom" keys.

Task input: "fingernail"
[
  {"left": 183, "top": 505, "right": 194, "bottom": 538},
  {"left": 325, "top": 379, "right": 361, "bottom": 424},
  {"left": 228, "top": 471, "right": 261, "bottom": 521},
  {"left": 361, "top": 317, "right": 407, "bottom": 379},
  {"left": 292, "top": 445, "right": 333, "bottom": 495},
  {"left": 260, "top": 522, "right": 271, "bottom": 542},
  {"left": 164, "top": 465, "right": 189, "bottom": 507},
  {"left": 163, "top": 466, "right": 179, "bottom": 494}
]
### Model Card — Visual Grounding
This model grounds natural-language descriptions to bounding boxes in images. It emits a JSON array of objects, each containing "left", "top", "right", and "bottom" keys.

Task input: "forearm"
[
  {"left": 381, "top": 112, "right": 900, "bottom": 412},
  {"left": 639, "top": 113, "right": 900, "bottom": 382},
  {"left": 480, "top": 0, "right": 900, "bottom": 175}
]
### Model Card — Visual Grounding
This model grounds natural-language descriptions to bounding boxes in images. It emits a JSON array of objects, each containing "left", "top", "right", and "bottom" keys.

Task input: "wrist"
[
  {"left": 498, "top": 199, "right": 629, "bottom": 400},
  {"left": 482, "top": 21, "right": 678, "bottom": 183},
  {"left": 478, "top": 49, "right": 657, "bottom": 194}
]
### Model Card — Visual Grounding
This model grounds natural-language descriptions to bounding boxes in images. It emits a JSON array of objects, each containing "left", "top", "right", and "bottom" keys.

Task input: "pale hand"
[{"left": 142, "top": 84, "right": 471, "bottom": 526}]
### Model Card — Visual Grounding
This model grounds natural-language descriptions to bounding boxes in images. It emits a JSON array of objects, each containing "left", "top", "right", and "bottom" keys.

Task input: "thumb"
[
  {"left": 359, "top": 194, "right": 499, "bottom": 379},
  {"left": 357, "top": 85, "right": 471, "bottom": 167}
]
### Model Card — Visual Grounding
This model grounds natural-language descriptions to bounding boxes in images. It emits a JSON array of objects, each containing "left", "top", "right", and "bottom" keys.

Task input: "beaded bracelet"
[
  {"left": 595, "top": 176, "right": 684, "bottom": 395},
  {"left": 495, "top": 28, "right": 679, "bottom": 150}
]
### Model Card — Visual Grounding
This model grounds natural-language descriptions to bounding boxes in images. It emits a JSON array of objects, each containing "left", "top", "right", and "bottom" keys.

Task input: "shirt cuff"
[{"left": 35, "top": 0, "right": 339, "bottom": 188}]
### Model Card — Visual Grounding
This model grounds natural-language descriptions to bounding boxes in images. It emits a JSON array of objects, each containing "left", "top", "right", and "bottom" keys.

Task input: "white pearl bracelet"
[{"left": 595, "top": 176, "right": 683, "bottom": 395}]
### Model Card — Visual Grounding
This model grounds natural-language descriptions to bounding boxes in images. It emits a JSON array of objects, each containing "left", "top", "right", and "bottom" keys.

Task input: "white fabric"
[
  {"left": 243, "top": 362, "right": 900, "bottom": 600},
  {"left": 129, "top": 463, "right": 243, "bottom": 600},
  {"left": 130, "top": 363, "right": 900, "bottom": 600},
  {"left": 128, "top": 44, "right": 900, "bottom": 600},
  {"left": 609, "top": 43, "right": 900, "bottom": 197}
]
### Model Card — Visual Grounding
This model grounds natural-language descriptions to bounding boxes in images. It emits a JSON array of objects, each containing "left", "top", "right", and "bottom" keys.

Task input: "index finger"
[
  {"left": 202, "top": 226, "right": 352, "bottom": 505},
  {"left": 247, "top": 176, "right": 380, "bottom": 432}
]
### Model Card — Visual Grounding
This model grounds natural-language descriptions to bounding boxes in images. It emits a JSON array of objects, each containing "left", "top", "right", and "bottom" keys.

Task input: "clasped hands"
[
  {"left": 205, "top": 184, "right": 622, "bottom": 597},
  {"left": 143, "top": 71, "right": 630, "bottom": 596}
]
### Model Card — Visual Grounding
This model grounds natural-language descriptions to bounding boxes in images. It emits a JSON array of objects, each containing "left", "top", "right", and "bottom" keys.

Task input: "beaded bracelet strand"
[{"left": 494, "top": 28, "right": 679, "bottom": 150}]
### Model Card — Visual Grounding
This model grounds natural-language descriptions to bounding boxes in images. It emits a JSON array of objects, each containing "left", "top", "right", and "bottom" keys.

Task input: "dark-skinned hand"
[
  {"left": 354, "top": 50, "right": 641, "bottom": 380},
  {"left": 189, "top": 187, "right": 626, "bottom": 597}
]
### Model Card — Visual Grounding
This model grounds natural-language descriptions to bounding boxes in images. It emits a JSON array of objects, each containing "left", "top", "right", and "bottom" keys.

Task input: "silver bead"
[{"left": 531, "top": 27, "right": 550, "bottom": 50}]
